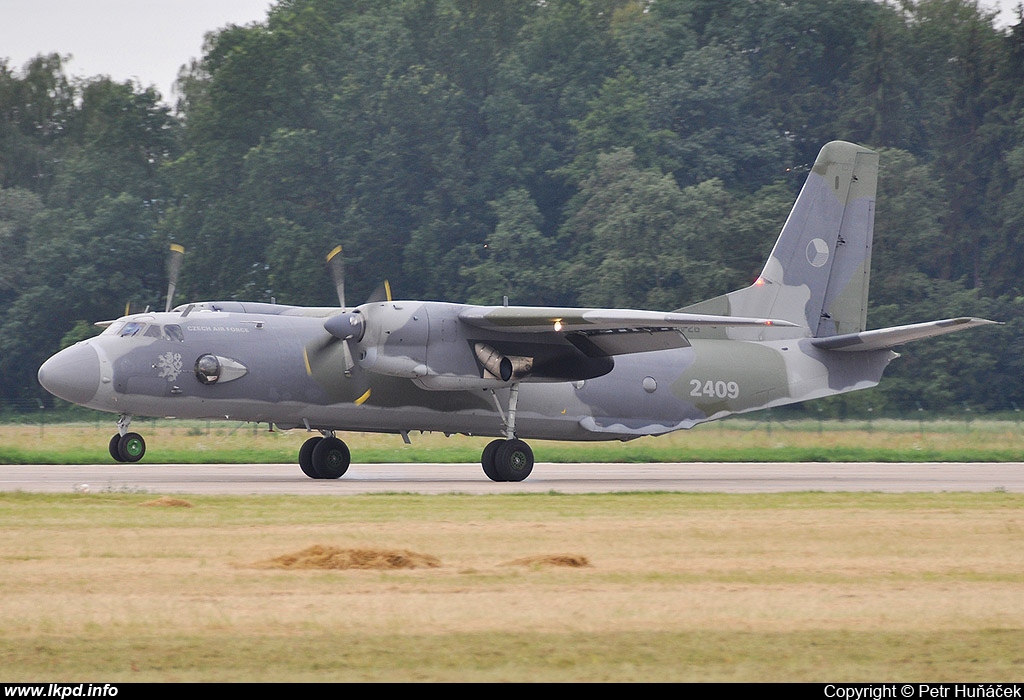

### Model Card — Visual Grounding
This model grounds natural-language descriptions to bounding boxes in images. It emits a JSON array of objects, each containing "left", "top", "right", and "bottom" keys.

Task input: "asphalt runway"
[{"left": 1, "top": 461, "right": 1022, "bottom": 495}]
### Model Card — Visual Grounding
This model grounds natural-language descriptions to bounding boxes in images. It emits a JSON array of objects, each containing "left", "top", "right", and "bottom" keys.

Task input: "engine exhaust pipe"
[{"left": 474, "top": 343, "right": 533, "bottom": 382}]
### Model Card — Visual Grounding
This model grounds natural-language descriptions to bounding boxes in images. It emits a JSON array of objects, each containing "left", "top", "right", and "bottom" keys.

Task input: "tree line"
[{"left": 1, "top": 0, "right": 1022, "bottom": 416}]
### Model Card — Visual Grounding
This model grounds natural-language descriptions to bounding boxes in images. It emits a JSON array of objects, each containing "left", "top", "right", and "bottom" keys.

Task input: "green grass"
[{"left": 2, "top": 418, "right": 1023, "bottom": 463}]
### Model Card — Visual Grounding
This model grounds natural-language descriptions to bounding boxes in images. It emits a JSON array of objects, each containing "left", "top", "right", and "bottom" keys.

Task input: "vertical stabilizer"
[{"left": 681, "top": 141, "right": 878, "bottom": 339}]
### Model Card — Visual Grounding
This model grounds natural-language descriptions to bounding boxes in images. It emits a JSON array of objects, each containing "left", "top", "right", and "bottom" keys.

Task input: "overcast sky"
[
  {"left": 0, "top": 1, "right": 1021, "bottom": 108},
  {"left": 0, "top": 0, "right": 272, "bottom": 104}
]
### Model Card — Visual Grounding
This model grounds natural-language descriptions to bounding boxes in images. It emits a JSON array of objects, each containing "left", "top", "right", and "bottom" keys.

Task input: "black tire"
[
  {"left": 298, "top": 437, "right": 323, "bottom": 479},
  {"left": 109, "top": 434, "right": 127, "bottom": 462},
  {"left": 481, "top": 439, "right": 504, "bottom": 481},
  {"left": 494, "top": 439, "right": 534, "bottom": 482},
  {"left": 117, "top": 432, "right": 146, "bottom": 463},
  {"left": 311, "top": 436, "right": 350, "bottom": 479}
]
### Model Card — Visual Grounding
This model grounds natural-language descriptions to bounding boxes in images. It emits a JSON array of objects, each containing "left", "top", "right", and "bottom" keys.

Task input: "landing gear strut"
[
  {"left": 298, "top": 433, "right": 351, "bottom": 479},
  {"left": 481, "top": 383, "right": 535, "bottom": 482},
  {"left": 108, "top": 415, "right": 146, "bottom": 463}
]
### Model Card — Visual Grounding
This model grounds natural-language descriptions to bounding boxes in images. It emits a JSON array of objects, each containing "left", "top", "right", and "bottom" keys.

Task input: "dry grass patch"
[
  {"left": 139, "top": 496, "right": 193, "bottom": 508},
  {"left": 253, "top": 544, "right": 441, "bottom": 570},
  {"left": 502, "top": 554, "right": 591, "bottom": 568}
]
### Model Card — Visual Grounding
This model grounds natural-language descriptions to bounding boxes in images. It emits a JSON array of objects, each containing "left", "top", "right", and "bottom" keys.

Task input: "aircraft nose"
[{"left": 37, "top": 343, "right": 101, "bottom": 405}]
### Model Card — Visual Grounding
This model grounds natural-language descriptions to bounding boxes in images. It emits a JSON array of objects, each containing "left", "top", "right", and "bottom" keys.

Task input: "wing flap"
[{"left": 566, "top": 327, "right": 691, "bottom": 357}]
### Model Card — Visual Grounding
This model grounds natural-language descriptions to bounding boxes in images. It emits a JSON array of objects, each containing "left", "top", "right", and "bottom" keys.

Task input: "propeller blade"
[
  {"left": 165, "top": 244, "right": 185, "bottom": 313},
  {"left": 326, "top": 245, "right": 346, "bottom": 308},
  {"left": 304, "top": 321, "right": 364, "bottom": 382},
  {"left": 366, "top": 279, "right": 392, "bottom": 303}
]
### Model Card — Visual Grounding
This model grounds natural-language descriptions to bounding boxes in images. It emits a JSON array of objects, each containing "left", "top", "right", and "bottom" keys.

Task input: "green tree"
[
  {"left": 0, "top": 54, "right": 75, "bottom": 193},
  {"left": 563, "top": 148, "right": 723, "bottom": 309},
  {"left": 462, "top": 188, "right": 561, "bottom": 305},
  {"left": 0, "top": 188, "right": 43, "bottom": 303}
]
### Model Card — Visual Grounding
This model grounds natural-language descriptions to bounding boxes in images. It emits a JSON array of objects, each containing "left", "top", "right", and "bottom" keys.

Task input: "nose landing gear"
[{"left": 108, "top": 415, "right": 146, "bottom": 463}]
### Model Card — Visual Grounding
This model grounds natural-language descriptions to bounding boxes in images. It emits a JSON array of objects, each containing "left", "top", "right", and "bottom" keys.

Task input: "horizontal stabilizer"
[{"left": 810, "top": 317, "right": 1000, "bottom": 352}]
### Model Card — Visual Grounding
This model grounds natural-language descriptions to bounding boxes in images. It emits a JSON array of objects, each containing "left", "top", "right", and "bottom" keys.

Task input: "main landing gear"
[
  {"left": 109, "top": 415, "right": 146, "bottom": 463},
  {"left": 296, "top": 382, "right": 536, "bottom": 482},
  {"left": 297, "top": 385, "right": 538, "bottom": 482},
  {"left": 480, "top": 382, "right": 535, "bottom": 482},
  {"left": 298, "top": 433, "right": 351, "bottom": 479},
  {"left": 480, "top": 437, "right": 534, "bottom": 482}
]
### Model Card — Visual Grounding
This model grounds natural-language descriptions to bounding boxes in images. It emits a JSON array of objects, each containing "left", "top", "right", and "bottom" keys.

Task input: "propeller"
[
  {"left": 307, "top": 245, "right": 395, "bottom": 387},
  {"left": 321, "top": 245, "right": 365, "bottom": 376},
  {"left": 326, "top": 245, "right": 346, "bottom": 308},
  {"left": 165, "top": 244, "right": 185, "bottom": 312},
  {"left": 366, "top": 279, "right": 393, "bottom": 304}
]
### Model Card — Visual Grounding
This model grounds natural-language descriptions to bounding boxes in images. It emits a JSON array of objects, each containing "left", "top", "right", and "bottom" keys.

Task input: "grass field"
[
  {"left": 1, "top": 491, "right": 1022, "bottom": 682},
  {"left": 2, "top": 417, "right": 1024, "bottom": 464},
  {"left": 2, "top": 420, "right": 1022, "bottom": 682}
]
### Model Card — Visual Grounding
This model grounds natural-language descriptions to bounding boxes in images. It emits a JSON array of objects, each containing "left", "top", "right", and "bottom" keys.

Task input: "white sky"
[
  {"left": 0, "top": 0, "right": 1021, "bottom": 108},
  {"left": 0, "top": 0, "right": 273, "bottom": 105}
]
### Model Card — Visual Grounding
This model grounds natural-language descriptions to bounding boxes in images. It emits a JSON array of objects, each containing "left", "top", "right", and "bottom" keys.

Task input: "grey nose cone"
[{"left": 38, "top": 343, "right": 101, "bottom": 405}]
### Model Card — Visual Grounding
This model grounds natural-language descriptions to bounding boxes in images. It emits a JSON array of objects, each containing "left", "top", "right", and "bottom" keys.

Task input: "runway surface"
[{"left": 1, "top": 461, "right": 1021, "bottom": 495}]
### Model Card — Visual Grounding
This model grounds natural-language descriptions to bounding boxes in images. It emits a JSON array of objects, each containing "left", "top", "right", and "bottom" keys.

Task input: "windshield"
[{"left": 99, "top": 321, "right": 185, "bottom": 341}]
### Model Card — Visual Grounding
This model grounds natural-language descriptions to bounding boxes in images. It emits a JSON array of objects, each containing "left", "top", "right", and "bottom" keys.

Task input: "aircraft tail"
[{"left": 681, "top": 141, "right": 878, "bottom": 339}]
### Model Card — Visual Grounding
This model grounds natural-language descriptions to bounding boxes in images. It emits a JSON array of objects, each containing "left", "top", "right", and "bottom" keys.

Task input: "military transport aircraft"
[{"left": 37, "top": 141, "right": 997, "bottom": 481}]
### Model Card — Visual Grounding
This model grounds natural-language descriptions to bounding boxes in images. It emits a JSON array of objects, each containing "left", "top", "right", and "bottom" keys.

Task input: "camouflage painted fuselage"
[{"left": 44, "top": 299, "right": 894, "bottom": 442}]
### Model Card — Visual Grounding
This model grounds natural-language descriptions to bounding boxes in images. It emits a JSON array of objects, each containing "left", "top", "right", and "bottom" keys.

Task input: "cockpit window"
[
  {"left": 101, "top": 321, "right": 125, "bottom": 336},
  {"left": 119, "top": 321, "right": 144, "bottom": 337},
  {"left": 100, "top": 320, "right": 185, "bottom": 341}
]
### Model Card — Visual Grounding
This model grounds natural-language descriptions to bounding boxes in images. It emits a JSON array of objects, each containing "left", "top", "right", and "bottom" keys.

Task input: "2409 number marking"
[{"left": 690, "top": 379, "right": 739, "bottom": 399}]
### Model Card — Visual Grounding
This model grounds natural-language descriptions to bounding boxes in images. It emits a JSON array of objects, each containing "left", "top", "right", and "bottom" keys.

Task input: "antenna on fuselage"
[{"left": 165, "top": 244, "right": 185, "bottom": 313}]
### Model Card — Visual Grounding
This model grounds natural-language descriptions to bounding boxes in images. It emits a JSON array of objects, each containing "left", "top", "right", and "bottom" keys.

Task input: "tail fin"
[{"left": 681, "top": 141, "right": 878, "bottom": 338}]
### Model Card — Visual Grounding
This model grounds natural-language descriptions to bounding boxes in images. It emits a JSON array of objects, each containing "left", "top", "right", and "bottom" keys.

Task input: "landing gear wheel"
[
  {"left": 494, "top": 439, "right": 534, "bottom": 482},
  {"left": 117, "top": 432, "right": 146, "bottom": 463},
  {"left": 481, "top": 439, "right": 504, "bottom": 481},
  {"left": 311, "top": 436, "right": 350, "bottom": 479},
  {"left": 298, "top": 436, "right": 323, "bottom": 479},
  {"left": 109, "top": 434, "right": 127, "bottom": 462}
]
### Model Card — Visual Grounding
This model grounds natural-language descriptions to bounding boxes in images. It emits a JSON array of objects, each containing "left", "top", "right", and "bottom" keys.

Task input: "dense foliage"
[{"left": 2, "top": 0, "right": 1022, "bottom": 416}]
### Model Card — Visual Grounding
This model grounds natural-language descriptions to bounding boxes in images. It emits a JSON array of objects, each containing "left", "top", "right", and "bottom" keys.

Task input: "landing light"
[{"left": 553, "top": 320, "right": 563, "bottom": 332}]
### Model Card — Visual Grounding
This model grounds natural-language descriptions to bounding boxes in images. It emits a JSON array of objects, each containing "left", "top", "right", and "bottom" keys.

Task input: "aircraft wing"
[
  {"left": 459, "top": 306, "right": 797, "bottom": 357},
  {"left": 810, "top": 317, "right": 1000, "bottom": 352}
]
